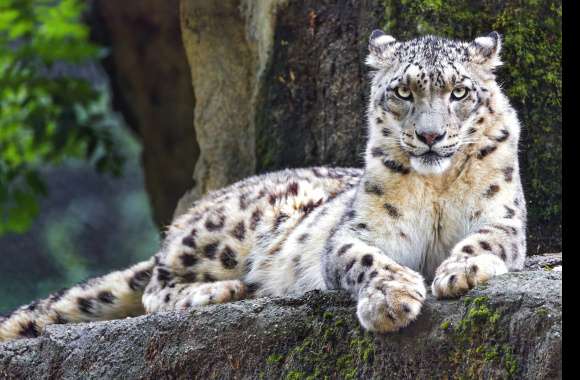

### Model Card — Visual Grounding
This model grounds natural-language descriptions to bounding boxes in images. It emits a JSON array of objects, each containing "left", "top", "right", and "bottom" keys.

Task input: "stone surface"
[
  {"left": 524, "top": 253, "right": 562, "bottom": 271},
  {"left": 0, "top": 265, "right": 561, "bottom": 379},
  {"left": 174, "top": 0, "right": 285, "bottom": 219}
]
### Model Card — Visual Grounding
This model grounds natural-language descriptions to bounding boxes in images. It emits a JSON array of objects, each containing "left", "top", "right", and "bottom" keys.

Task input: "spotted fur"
[{"left": 0, "top": 31, "right": 526, "bottom": 341}]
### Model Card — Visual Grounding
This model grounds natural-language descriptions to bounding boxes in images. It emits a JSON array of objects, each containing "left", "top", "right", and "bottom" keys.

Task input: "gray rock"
[
  {"left": 524, "top": 253, "right": 562, "bottom": 271},
  {"left": 0, "top": 267, "right": 561, "bottom": 379}
]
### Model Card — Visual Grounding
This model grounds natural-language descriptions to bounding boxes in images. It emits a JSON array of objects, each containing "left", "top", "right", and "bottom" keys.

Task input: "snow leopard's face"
[{"left": 367, "top": 32, "right": 502, "bottom": 175}]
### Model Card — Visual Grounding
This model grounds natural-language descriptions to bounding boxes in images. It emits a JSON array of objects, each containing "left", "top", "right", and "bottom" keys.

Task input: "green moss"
[
  {"left": 471, "top": 296, "right": 489, "bottom": 306},
  {"left": 503, "top": 345, "right": 519, "bottom": 378},
  {"left": 460, "top": 301, "right": 499, "bottom": 330},
  {"left": 322, "top": 311, "right": 334, "bottom": 320},
  {"left": 440, "top": 320, "right": 450, "bottom": 330},
  {"left": 349, "top": 336, "right": 375, "bottom": 363},
  {"left": 536, "top": 306, "right": 550, "bottom": 318},
  {"left": 483, "top": 346, "right": 499, "bottom": 362},
  {"left": 285, "top": 370, "right": 307, "bottom": 380},
  {"left": 267, "top": 353, "right": 285, "bottom": 365},
  {"left": 381, "top": 0, "right": 562, "bottom": 253},
  {"left": 442, "top": 296, "right": 520, "bottom": 378},
  {"left": 264, "top": 311, "right": 376, "bottom": 379}
]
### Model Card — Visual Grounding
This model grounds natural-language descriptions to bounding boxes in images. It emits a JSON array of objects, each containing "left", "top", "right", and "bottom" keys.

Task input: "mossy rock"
[{"left": 0, "top": 270, "right": 560, "bottom": 379}]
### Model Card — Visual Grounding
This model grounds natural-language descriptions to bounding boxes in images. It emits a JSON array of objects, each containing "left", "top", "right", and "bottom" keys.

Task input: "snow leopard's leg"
[
  {"left": 323, "top": 221, "right": 427, "bottom": 333},
  {"left": 142, "top": 168, "right": 360, "bottom": 313},
  {"left": 432, "top": 181, "right": 527, "bottom": 299},
  {"left": 143, "top": 280, "right": 247, "bottom": 311},
  {"left": 142, "top": 204, "right": 300, "bottom": 312},
  {"left": 142, "top": 209, "right": 254, "bottom": 313},
  {"left": 142, "top": 235, "right": 250, "bottom": 313},
  {"left": 0, "top": 259, "right": 154, "bottom": 341}
]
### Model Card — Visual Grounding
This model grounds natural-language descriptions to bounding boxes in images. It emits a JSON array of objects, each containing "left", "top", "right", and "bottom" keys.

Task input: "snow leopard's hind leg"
[
  {"left": 142, "top": 202, "right": 258, "bottom": 313},
  {"left": 0, "top": 259, "right": 154, "bottom": 341},
  {"left": 142, "top": 168, "right": 362, "bottom": 313},
  {"left": 143, "top": 279, "right": 247, "bottom": 311},
  {"left": 142, "top": 241, "right": 250, "bottom": 313}
]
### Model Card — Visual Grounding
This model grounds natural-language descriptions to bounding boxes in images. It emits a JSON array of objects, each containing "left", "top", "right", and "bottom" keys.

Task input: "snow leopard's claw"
[{"left": 431, "top": 254, "right": 508, "bottom": 299}]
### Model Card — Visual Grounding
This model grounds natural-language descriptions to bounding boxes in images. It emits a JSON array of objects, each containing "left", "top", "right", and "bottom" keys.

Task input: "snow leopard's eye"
[
  {"left": 394, "top": 86, "right": 412, "bottom": 101},
  {"left": 451, "top": 87, "right": 469, "bottom": 101}
]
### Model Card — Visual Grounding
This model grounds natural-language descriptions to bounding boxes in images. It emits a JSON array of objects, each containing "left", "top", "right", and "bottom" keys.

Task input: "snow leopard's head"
[{"left": 366, "top": 31, "right": 502, "bottom": 175}]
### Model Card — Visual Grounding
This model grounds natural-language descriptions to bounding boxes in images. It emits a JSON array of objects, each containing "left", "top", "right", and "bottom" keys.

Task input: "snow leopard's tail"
[{"left": 0, "top": 258, "right": 155, "bottom": 342}]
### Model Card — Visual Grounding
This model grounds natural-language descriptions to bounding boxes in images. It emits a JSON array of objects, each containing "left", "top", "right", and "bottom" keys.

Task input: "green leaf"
[{"left": 0, "top": 0, "right": 123, "bottom": 235}]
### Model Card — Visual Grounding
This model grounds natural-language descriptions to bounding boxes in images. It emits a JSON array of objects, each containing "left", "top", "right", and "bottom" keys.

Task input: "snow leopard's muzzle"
[{"left": 399, "top": 100, "right": 461, "bottom": 175}]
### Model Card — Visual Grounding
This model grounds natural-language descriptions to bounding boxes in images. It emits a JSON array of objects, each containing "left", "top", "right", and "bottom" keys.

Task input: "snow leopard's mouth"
[
  {"left": 419, "top": 151, "right": 441, "bottom": 161},
  {"left": 417, "top": 152, "right": 444, "bottom": 166},
  {"left": 409, "top": 150, "right": 453, "bottom": 160},
  {"left": 408, "top": 151, "right": 453, "bottom": 175}
]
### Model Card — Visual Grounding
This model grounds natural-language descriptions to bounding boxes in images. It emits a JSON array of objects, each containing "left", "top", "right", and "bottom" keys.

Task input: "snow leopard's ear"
[
  {"left": 468, "top": 31, "right": 502, "bottom": 70},
  {"left": 366, "top": 29, "right": 397, "bottom": 69}
]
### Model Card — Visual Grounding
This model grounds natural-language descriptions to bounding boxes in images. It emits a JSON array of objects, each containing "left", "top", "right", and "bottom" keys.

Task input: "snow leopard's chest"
[{"left": 355, "top": 187, "right": 475, "bottom": 279}]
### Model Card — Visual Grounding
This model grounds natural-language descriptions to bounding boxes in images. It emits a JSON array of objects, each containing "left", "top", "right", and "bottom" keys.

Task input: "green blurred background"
[
  {"left": 0, "top": 116, "right": 160, "bottom": 312},
  {"left": 0, "top": 0, "right": 161, "bottom": 313}
]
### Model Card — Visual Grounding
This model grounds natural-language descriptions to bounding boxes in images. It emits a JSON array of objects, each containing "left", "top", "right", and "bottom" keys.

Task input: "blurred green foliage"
[
  {"left": 0, "top": 0, "right": 123, "bottom": 235},
  {"left": 0, "top": 119, "right": 160, "bottom": 312}
]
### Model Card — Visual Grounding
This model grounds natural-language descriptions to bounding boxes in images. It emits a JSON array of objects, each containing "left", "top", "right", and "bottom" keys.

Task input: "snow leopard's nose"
[{"left": 415, "top": 131, "right": 446, "bottom": 147}]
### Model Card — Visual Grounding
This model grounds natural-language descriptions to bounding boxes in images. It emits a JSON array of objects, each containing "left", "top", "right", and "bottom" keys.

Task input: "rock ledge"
[{"left": 0, "top": 269, "right": 561, "bottom": 379}]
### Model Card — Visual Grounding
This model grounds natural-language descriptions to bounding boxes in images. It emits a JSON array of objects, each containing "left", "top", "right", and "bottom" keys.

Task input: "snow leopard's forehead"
[
  {"left": 367, "top": 31, "right": 502, "bottom": 80},
  {"left": 392, "top": 36, "right": 470, "bottom": 67}
]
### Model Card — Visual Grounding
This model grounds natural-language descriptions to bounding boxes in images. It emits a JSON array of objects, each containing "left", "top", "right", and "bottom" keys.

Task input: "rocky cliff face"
[{"left": 0, "top": 256, "right": 562, "bottom": 379}]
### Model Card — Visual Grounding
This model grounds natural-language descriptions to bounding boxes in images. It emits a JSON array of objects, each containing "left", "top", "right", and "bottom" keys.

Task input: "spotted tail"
[{"left": 0, "top": 259, "right": 154, "bottom": 342}]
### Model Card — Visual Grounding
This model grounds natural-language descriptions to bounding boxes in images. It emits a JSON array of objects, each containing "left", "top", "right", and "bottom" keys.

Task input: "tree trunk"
[{"left": 88, "top": 0, "right": 199, "bottom": 228}]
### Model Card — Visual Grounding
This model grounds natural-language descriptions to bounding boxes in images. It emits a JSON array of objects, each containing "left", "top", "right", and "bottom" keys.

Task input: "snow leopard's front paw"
[
  {"left": 431, "top": 253, "right": 508, "bottom": 299},
  {"left": 356, "top": 272, "right": 426, "bottom": 333}
]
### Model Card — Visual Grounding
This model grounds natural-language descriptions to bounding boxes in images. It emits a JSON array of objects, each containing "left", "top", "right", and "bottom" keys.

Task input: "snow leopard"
[{"left": 0, "top": 30, "right": 526, "bottom": 341}]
